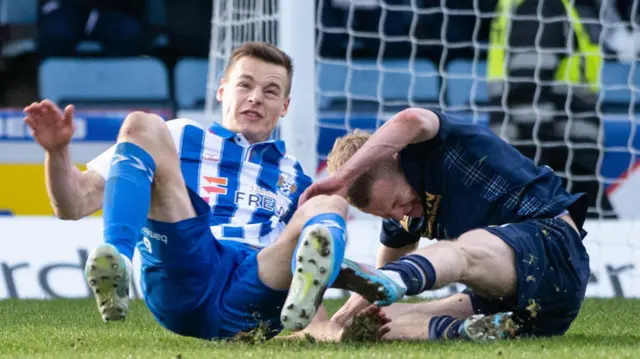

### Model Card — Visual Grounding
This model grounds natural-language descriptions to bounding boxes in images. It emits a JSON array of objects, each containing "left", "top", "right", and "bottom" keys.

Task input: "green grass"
[{"left": 0, "top": 298, "right": 638, "bottom": 358}]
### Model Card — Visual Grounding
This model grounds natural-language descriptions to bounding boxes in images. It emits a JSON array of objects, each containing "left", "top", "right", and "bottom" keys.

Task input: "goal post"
[
  {"left": 205, "top": 0, "right": 318, "bottom": 177},
  {"left": 278, "top": 0, "right": 318, "bottom": 177}
]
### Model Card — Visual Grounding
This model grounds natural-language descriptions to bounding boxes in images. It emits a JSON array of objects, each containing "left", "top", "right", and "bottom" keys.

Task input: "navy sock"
[
  {"left": 292, "top": 213, "right": 347, "bottom": 286},
  {"left": 103, "top": 142, "right": 156, "bottom": 260},
  {"left": 379, "top": 254, "right": 436, "bottom": 295},
  {"left": 429, "top": 315, "right": 463, "bottom": 340}
]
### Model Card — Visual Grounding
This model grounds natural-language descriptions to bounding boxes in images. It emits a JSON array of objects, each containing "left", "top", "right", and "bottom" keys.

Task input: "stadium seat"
[
  {"left": 174, "top": 59, "right": 209, "bottom": 109},
  {"left": 445, "top": 60, "right": 489, "bottom": 108},
  {"left": 39, "top": 58, "right": 171, "bottom": 108},
  {"left": 146, "top": 0, "right": 167, "bottom": 27},
  {"left": 0, "top": 0, "right": 38, "bottom": 24},
  {"left": 317, "top": 59, "right": 440, "bottom": 110},
  {"left": 445, "top": 60, "right": 640, "bottom": 112},
  {"left": 599, "top": 61, "right": 640, "bottom": 111}
]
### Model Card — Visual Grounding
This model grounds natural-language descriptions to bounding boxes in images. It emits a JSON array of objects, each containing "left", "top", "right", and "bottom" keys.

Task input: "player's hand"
[
  {"left": 23, "top": 100, "right": 75, "bottom": 153},
  {"left": 330, "top": 293, "right": 372, "bottom": 327},
  {"left": 338, "top": 305, "right": 391, "bottom": 342},
  {"left": 299, "top": 174, "right": 349, "bottom": 206}
]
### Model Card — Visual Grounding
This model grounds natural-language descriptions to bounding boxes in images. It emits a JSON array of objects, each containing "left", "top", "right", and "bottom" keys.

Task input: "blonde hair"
[
  {"left": 327, "top": 129, "right": 396, "bottom": 209},
  {"left": 327, "top": 129, "right": 372, "bottom": 174}
]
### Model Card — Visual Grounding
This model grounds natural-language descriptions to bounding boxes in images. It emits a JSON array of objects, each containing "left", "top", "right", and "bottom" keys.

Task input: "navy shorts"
[
  {"left": 465, "top": 217, "right": 590, "bottom": 337},
  {"left": 137, "top": 188, "right": 288, "bottom": 340}
]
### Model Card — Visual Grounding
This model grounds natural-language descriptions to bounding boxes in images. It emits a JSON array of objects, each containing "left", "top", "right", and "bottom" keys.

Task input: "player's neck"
[{"left": 242, "top": 132, "right": 270, "bottom": 144}]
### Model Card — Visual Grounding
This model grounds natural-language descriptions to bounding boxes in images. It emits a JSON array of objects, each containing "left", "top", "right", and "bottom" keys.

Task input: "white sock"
[{"left": 381, "top": 269, "right": 408, "bottom": 291}]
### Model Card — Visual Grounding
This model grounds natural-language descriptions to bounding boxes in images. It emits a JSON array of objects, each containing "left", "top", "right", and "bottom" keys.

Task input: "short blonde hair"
[
  {"left": 327, "top": 130, "right": 396, "bottom": 209},
  {"left": 327, "top": 129, "right": 372, "bottom": 174}
]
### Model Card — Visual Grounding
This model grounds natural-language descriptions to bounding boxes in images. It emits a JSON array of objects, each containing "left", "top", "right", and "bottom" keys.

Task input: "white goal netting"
[{"left": 207, "top": 0, "right": 640, "bottom": 298}]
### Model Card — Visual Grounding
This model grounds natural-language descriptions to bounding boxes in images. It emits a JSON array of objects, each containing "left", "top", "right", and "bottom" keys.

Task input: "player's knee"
[
  {"left": 456, "top": 230, "right": 509, "bottom": 277},
  {"left": 456, "top": 230, "right": 517, "bottom": 296},
  {"left": 118, "top": 111, "right": 171, "bottom": 150}
]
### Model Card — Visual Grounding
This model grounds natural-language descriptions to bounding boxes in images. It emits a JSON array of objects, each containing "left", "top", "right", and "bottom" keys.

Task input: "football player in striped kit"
[{"left": 23, "top": 42, "right": 405, "bottom": 340}]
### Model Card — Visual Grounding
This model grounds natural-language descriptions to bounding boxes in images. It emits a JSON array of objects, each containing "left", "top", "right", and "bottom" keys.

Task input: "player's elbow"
[
  {"left": 52, "top": 204, "right": 82, "bottom": 221},
  {"left": 394, "top": 108, "right": 439, "bottom": 142}
]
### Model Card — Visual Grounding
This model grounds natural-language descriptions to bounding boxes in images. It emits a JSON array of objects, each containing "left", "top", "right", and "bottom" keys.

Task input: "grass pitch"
[{"left": 0, "top": 298, "right": 638, "bottom": 358}]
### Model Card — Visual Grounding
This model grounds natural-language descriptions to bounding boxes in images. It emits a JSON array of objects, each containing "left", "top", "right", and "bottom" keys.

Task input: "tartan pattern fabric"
[{"left": 441, "top": 142, "right": 546, "bottom": 217}]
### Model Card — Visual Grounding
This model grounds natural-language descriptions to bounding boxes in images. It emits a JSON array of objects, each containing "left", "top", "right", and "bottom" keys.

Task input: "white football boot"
[
  {"left": 280, "top": 224, "right": 336, "bottom": 331},
  {"left": 84, "top": 243, "right": 132, "bottom": 322}
]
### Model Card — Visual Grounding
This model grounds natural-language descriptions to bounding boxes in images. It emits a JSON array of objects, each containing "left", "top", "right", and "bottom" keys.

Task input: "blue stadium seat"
[
  {"left": 445, "top": 60, "right": 489, "bottom": 108},
  {"left": 146, "top": 0, "right": 167, "bottom": 27},
  {"left": 0, "top": 0, "right": 37, "bottom": 24},
  {"left": 599, "top": 62, "right": 640, "bottom": 110},
  {"left": 446, "top": 60, "right": 640, "bottom": 111},
  {"left": 317, "top": 59, "right": 440, "bottom": 110},
  {"left": 39, "top": 58, "right": 171, "bottom": 107},
  {"left": 174, "top": 59, "right": 209, "bottom": 109}
]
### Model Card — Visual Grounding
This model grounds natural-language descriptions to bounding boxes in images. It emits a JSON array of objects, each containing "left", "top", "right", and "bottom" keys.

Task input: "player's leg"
[
  {"left": 326, "top": 228, "right": 519, "bottom": 340},
  {"left": 256, "top": 194, "right": 348, "bottom": 290},
  {"left": 213, "top": 195, "right": 351, "bottom": 338},
  {"left": 376, "top": 229, "right": 518, "bottom": 300},
  {"left": 240, "top": 194, "right": 350, "bottom": 332},
  {"left": 85, "top": 112, "right": 196, "bottom": 322},
  {"left": 466, "top": 217, "right": 590, "bottom": 338},
  {"left": 222, "top": 194, "right": 404, "bottom": 333},
  {"left": 374, "top": 216, "right": 589, "bottom": 340}
]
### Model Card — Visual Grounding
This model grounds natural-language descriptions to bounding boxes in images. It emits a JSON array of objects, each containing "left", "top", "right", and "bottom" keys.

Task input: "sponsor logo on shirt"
[
  {"left": 277, "top": 174, "right": 298, "bottom": 196},
  {"left": 202, "top": 176, "right": 228, "bottom": 195}
]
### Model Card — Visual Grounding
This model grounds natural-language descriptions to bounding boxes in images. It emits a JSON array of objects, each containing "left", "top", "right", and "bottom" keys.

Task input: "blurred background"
[{"left": 0, "top": 0, "right": 638, "bottom": 300}]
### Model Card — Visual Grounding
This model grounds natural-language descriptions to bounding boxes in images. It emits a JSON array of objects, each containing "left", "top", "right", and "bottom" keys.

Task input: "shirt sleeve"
[
  {"left": 86, "top": 145, "right": 117, "bottom": 180},
  {"left": 379, "top": 218, "right": 421, "bottom": 248},
  {"left": 85, "top": 118, "right": 195, "bottom": 180}
]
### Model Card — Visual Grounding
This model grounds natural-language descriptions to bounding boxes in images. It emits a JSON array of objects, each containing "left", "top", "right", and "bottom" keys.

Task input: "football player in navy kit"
[{"left": 299, "top": 107, "right": 590, "bottom": 340}]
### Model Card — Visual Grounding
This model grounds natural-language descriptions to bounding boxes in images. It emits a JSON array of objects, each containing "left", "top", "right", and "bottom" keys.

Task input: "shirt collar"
[{"left": 209, "top": 122, "right": 287, "bottom": 155}]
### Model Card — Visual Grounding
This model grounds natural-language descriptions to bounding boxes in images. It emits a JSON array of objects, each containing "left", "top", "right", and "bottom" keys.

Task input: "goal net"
[{"left": 207, "top": 0, "right": 640, "bottom": 299}]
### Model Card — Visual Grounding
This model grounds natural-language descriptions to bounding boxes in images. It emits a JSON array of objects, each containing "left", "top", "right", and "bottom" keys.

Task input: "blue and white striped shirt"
[{"left": 88, "top": 118, "right": 313, "bottom": 248}]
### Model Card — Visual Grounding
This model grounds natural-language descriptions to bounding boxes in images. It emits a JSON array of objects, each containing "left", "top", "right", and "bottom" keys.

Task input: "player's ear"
[
  {"left": 280, "top": 96, "right": 291, "bottom": 118},
  {"left": 216, "top": 78, "right": 226, "bottom": 102}
]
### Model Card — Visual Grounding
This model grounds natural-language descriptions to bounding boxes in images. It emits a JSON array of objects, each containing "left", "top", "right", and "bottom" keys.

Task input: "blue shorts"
[
  {"left": 465, "top": 217, "right": 590, "bottom": 337},
  {"left": 136, "top": 188, "right": 288, "bottom": 340}
]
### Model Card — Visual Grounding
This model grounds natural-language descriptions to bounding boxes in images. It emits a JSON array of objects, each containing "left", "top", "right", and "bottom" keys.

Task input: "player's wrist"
[
  {"left": 45, "top": 145, "right": 72, "bottom": 161},
  {"left": 335, "top": 166, "right": 358, "bottom": 187}
]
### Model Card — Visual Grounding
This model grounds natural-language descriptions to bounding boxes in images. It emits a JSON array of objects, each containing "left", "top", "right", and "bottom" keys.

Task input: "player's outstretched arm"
[
  {"left": 299, "top": 108, "right": 440, "bottom": 204},
  {"left": 24, "top": 100, "right": 105, "bottom": 220}
]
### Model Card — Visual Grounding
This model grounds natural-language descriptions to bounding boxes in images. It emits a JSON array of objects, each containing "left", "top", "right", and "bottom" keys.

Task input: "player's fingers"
[
  {"left": 42, "top": 100, "right": 64, "bottom": 121},
  {"left": 63, "top": 104, "right": 75, "bottom": 126},
  {"left": 28, "top": 104, "right": 49, "bottom": 124},
  {"left": 360, "top": 304, "right": 380, "bottom": 316},
  {"left": 378, "top": 312, "right": 391, "bottom": 325},
  {"left": 376, "top": 325, "right": 391, "bottom": 339},
  {"left": 23, "top": 102, "right": 38, "bottom": 114},
  {"left": 24, "top": 102, "right": 43, "bottom": 118},
  {"left": 24, "top": 116, "right": 35, "bottom": 129},
  {"left": 298, "top": 186, "right": 315, "bottom": 206}
]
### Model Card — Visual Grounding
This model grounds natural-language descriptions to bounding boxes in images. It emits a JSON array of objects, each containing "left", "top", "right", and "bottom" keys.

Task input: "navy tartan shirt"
[{"left": 380, "top": 110, "right": 588, "bottom": 248}]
